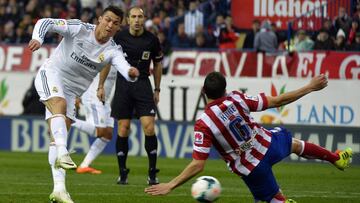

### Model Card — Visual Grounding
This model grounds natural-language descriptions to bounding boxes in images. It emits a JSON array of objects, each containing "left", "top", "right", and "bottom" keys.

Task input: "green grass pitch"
[{"left": 0, "top": 151, "right": 359, "bottom": 203}]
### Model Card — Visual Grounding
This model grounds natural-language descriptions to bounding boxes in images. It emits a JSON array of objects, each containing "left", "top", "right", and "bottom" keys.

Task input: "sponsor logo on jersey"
[
  {"left": 142, "top": 51, "right": 150, "bottom": 60},
  {"left": 98, "top": 53, "right": 105, "bottom": 62},
  {"left": 244, "top": 94, "right": 259, "bottom": 101},
  {"left": 52, "top": 87, "right": 58, "bottom": 93},
  {"left": 55, "top": 20, "right": 66, "bottom": 26},
  {"left": 150, "top": 109, "right": 155, "bottom": 114},
  {"left": 70, "top": 52, "right": 96, "bottom": 70},
  {"left": 194, "top": 132, "right": 204, "bottom": 144}
]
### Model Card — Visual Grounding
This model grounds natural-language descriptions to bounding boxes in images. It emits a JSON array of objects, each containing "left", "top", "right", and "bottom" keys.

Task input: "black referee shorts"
[{"left": 111, "top": 76, "right": 156, "bottom": 119}]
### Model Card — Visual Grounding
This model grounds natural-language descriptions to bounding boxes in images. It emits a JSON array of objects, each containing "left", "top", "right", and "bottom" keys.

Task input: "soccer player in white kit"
[
  {"left": 72, "top": 67, "right": 117, "bottom": 174},
  {"left": 28, "top": 6, "right": 139, "bottom": 203}
]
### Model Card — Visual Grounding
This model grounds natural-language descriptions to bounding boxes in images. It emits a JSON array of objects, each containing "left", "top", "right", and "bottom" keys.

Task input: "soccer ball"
[{"left": 191, "top": 176, "right": 221, "bottom": 202}]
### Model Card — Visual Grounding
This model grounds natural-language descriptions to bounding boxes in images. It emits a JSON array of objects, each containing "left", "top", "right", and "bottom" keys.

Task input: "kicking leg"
[{"left": 292, "top": 138, "right": 352, "bottom": 170}]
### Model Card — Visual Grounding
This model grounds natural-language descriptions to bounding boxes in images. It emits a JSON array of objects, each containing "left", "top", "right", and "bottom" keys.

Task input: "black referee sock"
[
  {"left": 116, "top": 136, "right": 129, "bottom": 170},
  {"left": 145, "top": 135, "right": 158, "bottom": 170}
]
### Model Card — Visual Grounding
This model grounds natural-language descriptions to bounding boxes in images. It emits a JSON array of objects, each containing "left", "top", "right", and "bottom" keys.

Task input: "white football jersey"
[
  {"left": 82, "top": 66, "right": 117, "bottom": 104},
  {"left": 32, "top": 18, "right": 132, "bottom": 96}
]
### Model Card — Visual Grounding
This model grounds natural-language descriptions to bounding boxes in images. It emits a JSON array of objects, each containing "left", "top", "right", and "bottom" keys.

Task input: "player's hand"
[
  {"left": 145, "top": 183, "right": 172, "bottom": 196},
  {"left": 28, "top": 39, "right": 41, "bottom": 52},
  {"left": 97, "top": 86, "right": 105, "bottom": 104},
  {"left": 128, "top": 67, "right": 139, "bottom": 80},
  {"left": 308, "top": 74, "right": 328, "bottom": 91},
  {"left": 154, "top": 91, "right": 160, "bottom": 105}
]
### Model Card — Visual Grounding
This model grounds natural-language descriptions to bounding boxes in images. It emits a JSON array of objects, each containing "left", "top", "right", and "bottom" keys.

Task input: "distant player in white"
[
  {"left": 28, "top": 6, "right": 139, "bottom": 203},
  {"left": 72, "top": 67, "right": 117, "bottom": 174}
]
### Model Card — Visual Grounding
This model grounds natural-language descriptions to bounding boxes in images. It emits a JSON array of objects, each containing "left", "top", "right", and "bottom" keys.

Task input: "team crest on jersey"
[
  {"left": 194, "top": 132, "right": 204, "bottom": 144},
  {"left": 55, "top": 20, "right": 66, "bottom": 26},
  {"left": 98, "top": 53, "right": 105, "bottom": 62},
  {"left": 141, "top": 51, "right": 150, "bottom": 60},
  {"left": 52, "top": 87, "right": 58, "bottom": 93}
]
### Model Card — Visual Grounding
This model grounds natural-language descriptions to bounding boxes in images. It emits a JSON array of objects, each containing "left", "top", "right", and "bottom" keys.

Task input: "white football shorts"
[{"left": 34, "top": 67, "right": 77, "bottom": 121}]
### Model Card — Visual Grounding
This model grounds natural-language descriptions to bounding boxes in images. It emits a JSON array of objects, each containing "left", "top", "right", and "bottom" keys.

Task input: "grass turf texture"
[{"left": 0, "top": 151, "right": 359, "bottom": 203}]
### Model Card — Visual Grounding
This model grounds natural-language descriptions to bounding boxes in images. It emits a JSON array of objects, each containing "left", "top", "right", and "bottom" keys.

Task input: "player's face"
[
  {"left": 98, "top": 11, "right": 122, "bottom": 38},
  {"left": 127, "top": 8, "right": 145, "bottom": 32}
]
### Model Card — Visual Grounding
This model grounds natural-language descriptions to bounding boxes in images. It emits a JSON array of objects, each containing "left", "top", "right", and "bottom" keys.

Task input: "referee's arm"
[{"left": 153, "top": 61, "right": 162, "bottom": 104}]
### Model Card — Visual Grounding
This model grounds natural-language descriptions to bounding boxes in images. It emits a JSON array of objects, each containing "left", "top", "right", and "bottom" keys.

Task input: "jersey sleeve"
[
  {"left": 233, "top": 91, "right": 268, "bottom": 112},
  {"left": 111, "top": 46, "right": 136, "bottom": 82},
  {"left": 192, "top": 120, "right": 213, "bottom": 160},
  {"left": 32, "top": 18, "right": 82, "bottom": 45},
  {"left": 151, "top": 36, "right": 163, "bottom": 63}
]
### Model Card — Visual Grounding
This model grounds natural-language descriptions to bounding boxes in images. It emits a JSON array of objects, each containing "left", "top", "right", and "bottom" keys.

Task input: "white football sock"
[
  {"left": 50, "top": 115, "right": 68, "bottom": 157},
  {"left": 49, "top": 143, "right": 66, "bottom": 192},
  {"left": 72, "top": 118, "right": 96, "bottom": 136},
  {"left": 80, "top": 137, "right": 110, "bottom": 168}
]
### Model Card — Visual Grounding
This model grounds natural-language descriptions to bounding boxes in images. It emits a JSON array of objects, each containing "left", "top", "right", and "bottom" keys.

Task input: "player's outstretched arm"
[
  {"left": 267, "top": 74, "right": 328, "bottom": 108},
  {"left": 145, "top": 159, "right": 206, "bottom": 196}
]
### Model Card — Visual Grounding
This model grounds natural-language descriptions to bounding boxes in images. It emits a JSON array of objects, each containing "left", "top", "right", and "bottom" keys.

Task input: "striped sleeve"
[
  {"left": 239, "top": 92, "right": 268, "bottom": 112},
  {"left": 192, "top": 119, "right": 213, "bottom": 160},
  {"left": 32, "top": 18, "right": 82, "bottom": 44}
]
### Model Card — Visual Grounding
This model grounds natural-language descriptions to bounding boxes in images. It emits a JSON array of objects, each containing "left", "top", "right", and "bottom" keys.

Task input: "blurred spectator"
[
  {"left": 161, "top": 16, "right": 172, "bottom": 38},
  {"left": 171, "top": 23, "right": 192, "bottom": 48},
  {"left": 334, "top": 7, "right": 352, "bottom": 35},
  {"left": 22, "top": 78, "right": 45, "bottom": 115},
  {"left": 353, "top": 4, "right": 360, "bottom": 23},
  {"left": 194, "top": 33, "right": 210, "bottom": 48},
  {"left": 184, "top": 0, "right": 204, "bottom": 38},
  {"left": 172, "top": 7, "right": 185, "bottom": 30},
  {"left": 322, "top": 18, "right": 337, "bottom": 39},
  {"left": 314, "top": 29, "right": 335, "bottom": 50},
  {"left": 14, "top": 25, "right": 31, "bottom": 44},
  {"left": 157, "top": 31, "right": 171, "bottom": 73},
  {"left": 201, "top": 0, "right": 230, "bottom": 27},
  {"left": 347, "top": 32, "right": 360, "bottom": 51},
  {"left": 145, "top": 19, "right": 159, "bottom": 34},
  {"left": 254, "top": 20, "right": 278, "bottom": 52},
  {"left": 347, "top": 20, "right": 359, "bottom": 44},
  {"left": 294, "top": 30, "right": 314, "bottom": 52},
  {"left": 271, "top": 22, "right": 287, "bottom": 48},
  {"left": 2, "top": 21, "right": 16, "bottom": 43},
  {"left": 216, "top": 15, "right": 238, "bottom": 49},
  {"left": 80, "top": 7, "right": 92, "bottom": 23},
  {"left": 195, "top": 24, "right": 215, "bottom": 47},
  {"left": 334, "top": 29, "right": 347, "bottom": 51},
  {"left": 243, "top": 19, "right": 260, "bottom": 49},
  {"left": 162, "top": 0, "right": 176, "bottom": 17}
]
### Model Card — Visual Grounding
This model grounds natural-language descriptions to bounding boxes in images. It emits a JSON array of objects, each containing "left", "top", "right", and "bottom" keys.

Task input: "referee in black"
[{"left": 112, "top": 6, "right": 163, "bottom": 185}]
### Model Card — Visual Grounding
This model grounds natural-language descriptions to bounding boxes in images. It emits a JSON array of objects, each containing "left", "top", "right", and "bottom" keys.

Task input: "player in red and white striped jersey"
[{"left": 145, "top": 72, "right": 352, "bottom": 203}]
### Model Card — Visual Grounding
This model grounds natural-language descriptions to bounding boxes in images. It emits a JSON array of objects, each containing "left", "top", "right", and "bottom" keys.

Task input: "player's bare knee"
[{"left": 46, "top": 97, "right": 67, "bottom": 114}]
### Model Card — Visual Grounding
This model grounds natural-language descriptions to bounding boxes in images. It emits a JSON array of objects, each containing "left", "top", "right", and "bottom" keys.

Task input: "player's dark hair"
[
  {"left": 102, "top": 5, "right": 124, "bottom": 19},
  {"left": 203, "top": 72, "right": 226, "bottom": 100},
  {"left": 127, "top": 6, "right": 145, "bottom": 18}
]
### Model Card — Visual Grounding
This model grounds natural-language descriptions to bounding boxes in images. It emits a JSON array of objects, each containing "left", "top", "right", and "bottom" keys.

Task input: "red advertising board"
[
  {"left": 0, "top": 45, "right": 359, "bottom": 80},
  {"left": 232, "top": 0, "right": 351, "bottom": 30},
  {"left": 168, "top": 50, "right": 360, "bottom": 80}
]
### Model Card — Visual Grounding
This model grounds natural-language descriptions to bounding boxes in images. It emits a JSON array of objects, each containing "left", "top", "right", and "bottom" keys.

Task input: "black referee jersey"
[{"left": 113, "top": 28, "right": 163, "bottom": 79}]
